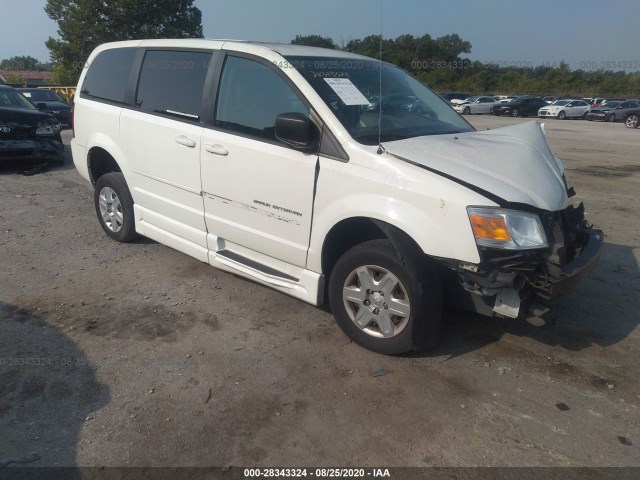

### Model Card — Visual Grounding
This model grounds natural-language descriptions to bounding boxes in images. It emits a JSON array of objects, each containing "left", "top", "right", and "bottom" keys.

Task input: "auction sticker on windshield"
[{"left": 323, "top": 78, "right": 370, "bottom": 105}]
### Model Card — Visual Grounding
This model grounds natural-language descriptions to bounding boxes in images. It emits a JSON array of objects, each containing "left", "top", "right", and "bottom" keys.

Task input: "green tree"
[
  {"left": 45, "top": 0, "right": 203, "bottom": 84},
  {"left": 291, "top": 35, "right": 338, "bottom": 49},
  {"left": 0, "top": 55, "right": 45, "bottom": 71},
  {"left": 4, "top": 73, "right": 26, "bottom": 85}
]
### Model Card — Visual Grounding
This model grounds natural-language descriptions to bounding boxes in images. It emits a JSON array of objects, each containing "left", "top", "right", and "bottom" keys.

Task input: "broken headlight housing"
[
  {"left": 467, "top": 207, "right": 548, "bottom": 250},
  {"left": 36, "top": 119, "right": 61, "bottom": 136}
]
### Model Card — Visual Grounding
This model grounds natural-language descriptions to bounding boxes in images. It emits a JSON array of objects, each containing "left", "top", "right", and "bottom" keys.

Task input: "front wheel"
[
  {"left": 463, "top": 106, "right": 471, "bottom": 115},
  {"left": 626, "top": 114, "right": 639, "bottom": 128},
  {"left": 558, "top": 111, "right": 566, "bottom": 120},
  {"left": 511, "top": 108, "right": 519, "bottom": 117},
  {"left": 607, "top": 113, "right": 616, "bottom": 122},
  {"left": 328, "top": 239, "right": 441, "bottom": 355},
  {"left": 94, "top": 172, "right": 139, "bottom": 243}
]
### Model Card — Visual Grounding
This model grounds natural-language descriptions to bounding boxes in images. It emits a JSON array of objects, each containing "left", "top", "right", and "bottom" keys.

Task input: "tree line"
[
  {"left": 2, "top": 1, "right": 638, "bottom": 97},
  {"left": 292, "top": 34, "right": 640, "bottom": 97}
]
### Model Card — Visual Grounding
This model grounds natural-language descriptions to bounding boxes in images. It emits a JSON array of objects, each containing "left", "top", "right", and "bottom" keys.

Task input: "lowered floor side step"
[{"left": 216, "top": 249, "right": 300, "bottom": 282}]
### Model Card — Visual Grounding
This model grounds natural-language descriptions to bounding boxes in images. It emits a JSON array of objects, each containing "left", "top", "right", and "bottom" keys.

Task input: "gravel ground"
[{"left": 0, "top": 116, "right": 638, "bottom": 469}]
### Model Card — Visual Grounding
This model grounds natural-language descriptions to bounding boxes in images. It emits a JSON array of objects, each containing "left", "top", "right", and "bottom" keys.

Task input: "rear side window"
[
  {"left": 136, "top": 50, "right": 211, "bottom": 121},
  {"left": 81, "top": 48, "right": 137, "bottom": 103},
  {"left": 215, "top": 56, "right": 308, "bottom": 141}
]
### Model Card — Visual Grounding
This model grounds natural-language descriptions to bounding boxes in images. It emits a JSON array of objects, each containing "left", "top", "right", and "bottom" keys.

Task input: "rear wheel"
[
  {"left": 328, "top": 239, "right": 441, "bottom": 355},
  {"left": 625, "top": 114, "right": 639, "bottom": 128},
  {"left": 94, "top": 172, "right": 139, "bottom": 243},
  {"left": 582, "top": 111, "right": 589, "bottom": 120}
]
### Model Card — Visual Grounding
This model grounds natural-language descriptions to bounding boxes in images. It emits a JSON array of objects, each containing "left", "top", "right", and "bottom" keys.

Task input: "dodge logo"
[{"left": 0, "top": 126, "right": 11, "bottom": 133}]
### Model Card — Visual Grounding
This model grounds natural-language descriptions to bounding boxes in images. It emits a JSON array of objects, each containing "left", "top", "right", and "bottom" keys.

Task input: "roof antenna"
[{"left": 376, "top": 0, "right": 384, "bottom": 155}]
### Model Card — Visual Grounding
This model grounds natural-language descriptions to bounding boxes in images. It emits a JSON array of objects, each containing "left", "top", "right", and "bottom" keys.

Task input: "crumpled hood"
[{"left": 381, "top": 121, "right": 568, "bottom": 211}]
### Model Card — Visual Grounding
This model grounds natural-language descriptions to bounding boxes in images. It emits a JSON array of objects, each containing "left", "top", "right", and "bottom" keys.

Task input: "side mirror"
[
  {"left": 36, "top": 102, "right": 47, "bottom": 110},
  {"left": 275, "top": 112, "right": 317, "bottom": 149}
]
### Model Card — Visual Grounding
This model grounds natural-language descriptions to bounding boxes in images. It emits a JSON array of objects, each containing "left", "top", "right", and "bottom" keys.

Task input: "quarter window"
[
  {"left": 215, "top": 56, "right": 308, "bottom": 141},
  {"left": 136, "top": 50, "right": 211, "bottom": 120},
  {"left": 81, "top": 48, "right": 137, "bottom": 103}
]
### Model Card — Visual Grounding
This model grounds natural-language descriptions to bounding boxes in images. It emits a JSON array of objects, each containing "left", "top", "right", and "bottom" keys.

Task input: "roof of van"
[{"left": 103, "top": 39, "right": 374, "bottom": 60}]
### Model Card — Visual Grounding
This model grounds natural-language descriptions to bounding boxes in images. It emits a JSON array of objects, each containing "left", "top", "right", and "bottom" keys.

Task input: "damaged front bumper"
[
  {"left": 0, "top": 137, "right": 64, "bottom": 163},
  {"left": 444, "top": 203, "right": 603, "bottom": 321}
]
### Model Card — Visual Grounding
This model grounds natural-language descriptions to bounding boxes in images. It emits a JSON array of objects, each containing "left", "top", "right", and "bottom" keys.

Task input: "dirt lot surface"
[{"left": 1, "top": 116, "right": 639, "bottom": 469}]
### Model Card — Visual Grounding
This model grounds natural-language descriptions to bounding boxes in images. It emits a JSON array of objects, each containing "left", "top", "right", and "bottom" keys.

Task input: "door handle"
[
  {"left": 205, "top": 144, "right": 229, "bottom": 156},
  {"left": 175, "top": 135, "right": 196, "bottom": 148}
]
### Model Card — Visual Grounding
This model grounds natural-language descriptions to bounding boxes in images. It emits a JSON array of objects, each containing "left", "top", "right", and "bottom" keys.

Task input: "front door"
[{"left": 200, "top": 54, "right": 318, "bottom": 267}]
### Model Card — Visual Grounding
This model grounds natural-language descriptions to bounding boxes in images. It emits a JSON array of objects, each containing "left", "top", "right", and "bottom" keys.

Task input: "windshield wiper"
[{"left": 353, "top": 133, "right": 409, "bottom": 143}]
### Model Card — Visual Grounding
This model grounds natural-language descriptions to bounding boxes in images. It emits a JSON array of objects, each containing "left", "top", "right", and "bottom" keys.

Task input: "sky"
[{"left": 1, "top": 0, "right": 639, "bottom": 71}]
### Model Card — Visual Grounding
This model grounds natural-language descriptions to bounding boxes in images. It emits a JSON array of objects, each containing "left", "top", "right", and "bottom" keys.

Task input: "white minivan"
[{"left": 71, "top": 39, "right": 602, "bottom": 354}]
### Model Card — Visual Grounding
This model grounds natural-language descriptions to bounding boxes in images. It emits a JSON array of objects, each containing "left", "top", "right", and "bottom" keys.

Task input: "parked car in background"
[
  {"left": 0, "top": 85, "right": 64, "bottom": 164},
  {"left": 452, "top": 96, "right": 498, "bottom": 114},
  {"left": 493, "top": 96, "right": 548, "bottom": 117},
  {"left": 542, "top": 96, "right": 558, "bottom": 104},
  {"left": 18, "top": 88, "right": 72, "bottom": 126},
  {"left": 538, "top": 99, "right": 591, "bottom": 119},
  {"left": 623, "top": 109, "right": 639, "bottom": 128},
  {"left": 493, "top": 95, "right": 517, "bottom": 103},
  {"left": 587, "top": 101, "right": 639, "bottom": 122},
  {"left": 439, "top": 92, "right": 471, "bottom": 103},
  {"left": 590, "top": 97, "right": 606, "bottom": 107}
]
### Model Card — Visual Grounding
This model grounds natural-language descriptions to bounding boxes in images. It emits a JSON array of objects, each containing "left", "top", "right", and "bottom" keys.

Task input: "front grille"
[{"left": 0, "top": 129, "right": 31, "bottom": 140}]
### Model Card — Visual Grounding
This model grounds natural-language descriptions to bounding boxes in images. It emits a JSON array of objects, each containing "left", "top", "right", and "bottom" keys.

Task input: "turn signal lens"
[
  {"left": 467, "top": 207, "right": 548, "bottom": 250},
  {"left": 469, "top": 213, "right": 511, "bottom": 241}
]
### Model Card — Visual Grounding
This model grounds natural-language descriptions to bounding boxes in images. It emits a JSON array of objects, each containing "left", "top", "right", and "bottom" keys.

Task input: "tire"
[
  {"left": 625, "top": 114, "right": 639, "bottom": 128},
  {"left": 558, "top": 111, "right": 566, "bottom": 120},
  {"left": 489, "top": 107, "right": 494, "bottom": 115},
  {"left": 511, "top": 108, "right": 519, "bottom": 117},
  {"left": 94, "top": 172, "right": 139, "bottom": 243},
  {"left": 328, "top": 239, "right": 442, "bottom": 355},
  {"left": 582, "top": 112, "right": 589, "bottom": 120},
  {"left": 463, "top": 106, "right": 470, "bottom": 115},
  {"left": 607, "top": 113, "right": 616, "bottom": 122}
]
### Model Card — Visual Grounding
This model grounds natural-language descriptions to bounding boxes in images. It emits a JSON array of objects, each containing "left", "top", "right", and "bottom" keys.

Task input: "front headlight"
[
  {"left": 36, "top": 120, "right": 61, "bottom": 136},
  {"left": 467, "top": 207, "right": 548, "bottom": 250}
]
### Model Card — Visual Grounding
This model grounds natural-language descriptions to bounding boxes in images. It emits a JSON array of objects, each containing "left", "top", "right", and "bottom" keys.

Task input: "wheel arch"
[
  {"left": 318, "top": 216, "right": 454, "bottom": 279},
  {"left": 88, "top": 146, "right": 122, "bottom": 185}
]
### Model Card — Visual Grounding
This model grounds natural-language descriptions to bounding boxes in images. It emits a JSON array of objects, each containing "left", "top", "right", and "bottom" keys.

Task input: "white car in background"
[
  {"left": 452, "top": 96, "right": 499, "bottom": 114},
  {"left": 494, "top": 95, "right": 517, "bottom": 103},
  {"left": 538, "top": 99, "right": 591, "bottom": 119}
]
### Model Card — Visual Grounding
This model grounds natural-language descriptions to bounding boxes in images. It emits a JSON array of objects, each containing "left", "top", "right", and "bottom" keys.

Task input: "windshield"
[
  {"left": 0, "top": 89, "right": 36, "bottom": 110},
  {"left": 284, "top": 56, "right": 474, "bottom": 145},
  {"left": 552, "top": 100, "right": 570, "bottom": 106},
  {"left": 465, "top": 96, "right": 479, "bottom": 102},
  {"left": 22, "top": 90, "right": 62, "bottom": 102}
]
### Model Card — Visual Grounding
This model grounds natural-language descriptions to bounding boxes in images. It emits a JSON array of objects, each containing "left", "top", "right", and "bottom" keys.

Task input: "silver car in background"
[{"left": 538, "top": 99, "right": 591, "bottom": 119}]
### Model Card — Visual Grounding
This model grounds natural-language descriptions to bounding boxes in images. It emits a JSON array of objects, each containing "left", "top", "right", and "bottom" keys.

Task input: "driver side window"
[{"left": 215, "top": 56, "right": 308, "bottom": 142}]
